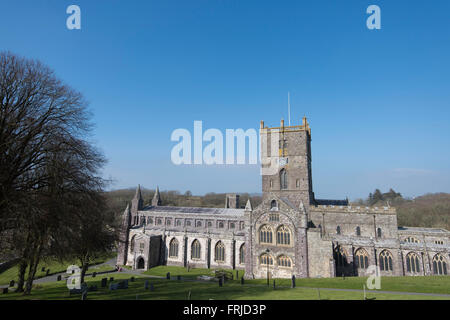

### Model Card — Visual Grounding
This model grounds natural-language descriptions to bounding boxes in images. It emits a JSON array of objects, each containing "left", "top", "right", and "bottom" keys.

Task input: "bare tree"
[{"left": 0, "top": 51, "right": 111, "bottom": 295}]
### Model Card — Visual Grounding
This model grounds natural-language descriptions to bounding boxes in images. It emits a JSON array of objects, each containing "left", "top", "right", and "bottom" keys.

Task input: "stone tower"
[{"left": 260, "top": 117, "right": 314, "bottom": 208}]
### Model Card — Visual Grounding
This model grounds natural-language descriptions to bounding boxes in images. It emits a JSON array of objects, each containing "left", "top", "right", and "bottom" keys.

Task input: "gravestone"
[
  {"left": 240, "top": 277, "right": 244, "bottom": 285},
  {"left": 273, "top": 280, "right": 276, "bottom": 289},
  {"left": 166, "top": 272, "right": 170, "bottom": 280},
  {"left": 92, "top": 272, "right": 97, "bottom": 278},
  {"left": 3, "top": 288, "right": 8, "bottom": 294},
  {"left": 88, "top": 285, "right": 98, "bottom": 292},
  {"left": 150, "top": 283, "right": 154, "bottom": 291},
  {"left": 41, "top": 267, "right": 45, "bottom": 272},
  {"left": 236, "top": 270, "right": 239, "bottom": 279},
  {"left": 177, "top": 275, "right": 181, "bottom": 281},
  {"left": 109, "top": 277, "right": 114, "bottom": 282},
  {"left": 57, "top": 275, "right": 62, "bottom": 281},
  {"left": 101, "top": 278, "right": 107, "bottom": 287},
  {"left": 144, "top": 280, "right": 149, "bottom": 290},
  {"left": 130, "top": 276, "right": 135, "bottom": 282},
  {"left": 9, "top": 280, "right": 14, "bottom": 287},
  {"left": 218, "top": 278, "right": 223, "bottom": 287},
  {"left": 46, "top": 269, "right": 50, "bottom": 276},
  {"left": 291, "top": 275, "right": 296, "bottom": 288},
  {"left": 221, "top": 275, "right": 225, "bottom": 284},
  {"left": 81, "top": 291, "right": 87, "bottom": 300}
]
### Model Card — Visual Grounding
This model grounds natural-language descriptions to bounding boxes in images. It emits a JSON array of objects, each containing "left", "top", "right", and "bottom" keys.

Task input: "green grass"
[
  {"left": 0, "top": 253, "right": 115, "bottom": 285},
  {"left": 143, "top": 266, "right": 225, "bottom": 279},
  {"left": 144, "top": 266, "right": 450, "bottom": 295},
  {"left": 0, "top": 272, "right": 448, "bottom": 300}
]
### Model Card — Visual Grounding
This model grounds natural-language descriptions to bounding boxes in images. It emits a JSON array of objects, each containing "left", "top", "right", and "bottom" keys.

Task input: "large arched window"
[
  {"left": 276, "top": 225, "right": 291, "bottom": 246},
  {"left": 191, "top": 239, "right": 201, "bottom": 260},
  {"left": 406, "top": 252, "right": 421, "bottom": 273},
  {"left": 215, "top": 241, "right": 225, "bottom": 262},
  {"left": 260, "top": 253, "right": 274, "bottom": 266},
  {"left": 355, "top": 248, "right": 369, "bottom": 269},
  {"left": 280, "top": 169, "right": 288, "bottom": 189},
  {"left": 432, "top": 253, "right": 448, "bottom": 275},
  {"left": 259, "top": 225, "right": 273, "bottom": 244},
  {"left": 379, "top": 250, "right": 393, "bottom": 271},
  {"left": 169, "top": 238, "right": 179, "bottom": 258},
  {"left": 239, "top": 244, "right": 245, "bottom": 264},
  {"left": 334, "top": 246, "right": 348, "bottom": 268},
  {"left": 277, "top": 255, "right": 292, "bottom": 268}
]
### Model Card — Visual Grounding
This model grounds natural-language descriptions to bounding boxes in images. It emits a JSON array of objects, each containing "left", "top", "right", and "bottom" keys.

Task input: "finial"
[{"left": 245, "top": 199, "right": 252, "bottom": 211}]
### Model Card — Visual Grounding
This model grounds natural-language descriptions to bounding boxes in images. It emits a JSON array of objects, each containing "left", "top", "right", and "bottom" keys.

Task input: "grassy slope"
[
  {"left": 0, "top": 253, "right": 115, "bottom": 285},
  {"left": 0, "top": 272, "right": 448, "bottom": 300}
]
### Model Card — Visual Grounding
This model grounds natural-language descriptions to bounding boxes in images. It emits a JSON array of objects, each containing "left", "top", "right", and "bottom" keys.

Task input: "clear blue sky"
[{"left": 1, "top": 0, "right": 450, "bottom": 200}]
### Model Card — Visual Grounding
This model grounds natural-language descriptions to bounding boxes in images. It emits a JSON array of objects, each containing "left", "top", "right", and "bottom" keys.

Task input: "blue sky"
[{"left": 1, "top": 0, "right": 450, "bottom": 200}]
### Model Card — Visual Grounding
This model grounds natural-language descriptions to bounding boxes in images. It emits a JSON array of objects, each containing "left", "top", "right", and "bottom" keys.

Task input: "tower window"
[
  {"left": 296, "top": 179, "right": 300, "bottom": 188},
  {"left": 280, "top": 169, "right": 288, "bottom": 190},
  {"left": 377, "top": 228, "right": 382, "bottom": 238},
  {"left": 356, "top": 226, "right": 361, "bottom": 236},
  {"left": 336, "top": 226, "right": 341, "bottom": 235}
]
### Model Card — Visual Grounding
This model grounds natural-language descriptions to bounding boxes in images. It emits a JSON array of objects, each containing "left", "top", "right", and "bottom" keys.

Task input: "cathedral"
[{"left": 117, "top": 117, "right": 449, "bottom": 278}]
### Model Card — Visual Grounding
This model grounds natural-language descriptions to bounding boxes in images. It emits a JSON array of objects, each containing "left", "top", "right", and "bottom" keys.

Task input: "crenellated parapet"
[{"left": 310, "top": 205, "right": 396, "bottom": 215}]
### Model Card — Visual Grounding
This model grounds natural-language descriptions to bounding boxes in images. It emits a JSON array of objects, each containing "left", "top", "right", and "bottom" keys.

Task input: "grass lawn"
[
  {"left": 0, "top": 253, "right": 116, "bottom": 285},
  {"left": 144, "top": 266, "right": 450, "bottom": 295},
  {"left": 0, "top": 272, "right": 448, "bottom": 300}
]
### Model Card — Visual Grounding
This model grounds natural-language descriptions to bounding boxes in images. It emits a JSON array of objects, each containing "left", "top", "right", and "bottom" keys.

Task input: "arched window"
[
  {"left": 406, "top": 252, "right": 421, "bottom": 273},
  {"left": 334, "top": 246, "right": 348, "bottom": 267},
  {"left": 379, "top": 250, "right": 393, "bottom": 271},
  {"left": 377, "top": 228, "right": 382, "bottom": 238},
  {"left": 230, "top": 223, "right": 235, "bottom": 229},
  {"left": 196, "top": 221, "right": 202, "bottom": 227},
  {"left": 239, "top": 244, "right": 245, "bottom": 264},
  {"left": 277, "top": 255, "right": 292, "bottom": 268},
  {"left": 175, "top": 219, "right": 181, "bottom": 226},
  {"left": 166, "top": 219, "right": 171, "bottom": 226},
  {"left": 186, "top": 220, "right": 191, "bottom": 226},
  {"left": 148, "top": 217, "right": 153, "bottom": 224},
  {"left": 207, "top": 221, "right": 212, "bottom": 227},
  {"left": 157, "top": 218, "right": 162, "bottom": 225},
  {"left": 130, "top": 235, "right": 136, "bottom": 252},
  {"left": 432, "top": 253, "right": 448, "bottom": 275},
  {"left": 277, "top": 225, "right": 291, "bottom": 246},
  {"left": 260, "top": 253, "right": 273, "bottom": 266},
  {"left": 270, "top": 200, "right": 278, "bottom": 210},
  {"left": 218, "top": 222, "right": 224, "bottom": 228},
  {"left": 169, "top": 238, "right": 179, "bottom": 258},
  {"left": 336, "top": 226, "right": 341, "bottom": 235},
  {"left": 356, "top": 226, "right": 361, "bottom": 236},
  {"left": 355, "top": 248, "right": 369, "bottom": 269},
  {"left": 215, "top": 241, "right": 225, "bottom": 262},
  {"left": 259, "top": 225, "right": 273, "bottom": 244},
  {"left": 280, "top": 169, "right": 288, "bottom": 189},
  {"left": 191, "top": 240, "right": 201, "bottom": 260}
]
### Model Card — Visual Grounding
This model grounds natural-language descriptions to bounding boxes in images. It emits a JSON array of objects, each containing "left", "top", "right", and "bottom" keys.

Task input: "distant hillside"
[{"left": 352, "top": 189, "right": 450, "bottom": 231}]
